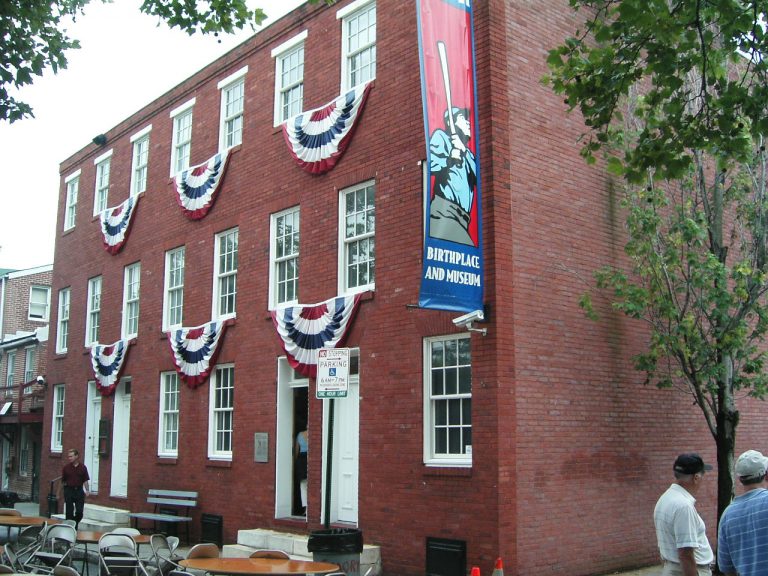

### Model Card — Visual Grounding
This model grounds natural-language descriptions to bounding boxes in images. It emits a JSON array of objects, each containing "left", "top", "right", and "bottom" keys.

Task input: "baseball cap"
[
  {"left": 735, "top": 450, "right": 768, "bottom": 479},
  {"left": 673, "top": 453, "right": 713, "bottom": 475}
]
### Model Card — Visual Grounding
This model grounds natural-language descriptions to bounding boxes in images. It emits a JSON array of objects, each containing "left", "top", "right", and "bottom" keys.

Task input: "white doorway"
[
  {"left": 110, "top": 379, "right": 131, "bottom": 497},
  {"left": 321, "top": 350, "right": 359, "bottom": 525},
  {"left": 84, "top": 382, "right": 101, "bottom": 494}
]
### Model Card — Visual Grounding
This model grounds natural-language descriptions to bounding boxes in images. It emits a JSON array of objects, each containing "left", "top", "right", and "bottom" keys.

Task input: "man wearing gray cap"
[
  {"left": 654, "top": 453, "right": 714, "bottom": 576},
  {"left": 717, "top": 449, "right": 768, "bottom": 576}
]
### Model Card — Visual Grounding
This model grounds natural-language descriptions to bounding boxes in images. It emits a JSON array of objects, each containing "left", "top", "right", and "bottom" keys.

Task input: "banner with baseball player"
[{"left": 417, "top": 0, "right": 484, "bottom": 312}]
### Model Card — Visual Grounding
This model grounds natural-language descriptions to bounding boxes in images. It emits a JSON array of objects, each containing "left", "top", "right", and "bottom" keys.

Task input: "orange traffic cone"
[
  {"left": 470, "top": 567, "right": 481, "bottom": 576},
  {"left": 491, "top": 558, "right": 504, "bottom": 576}
]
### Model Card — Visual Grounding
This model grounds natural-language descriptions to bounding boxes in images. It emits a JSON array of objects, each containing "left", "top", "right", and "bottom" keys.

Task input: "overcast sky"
[{"left": 0, "top": 0, "right": 303, "bottom": 271}]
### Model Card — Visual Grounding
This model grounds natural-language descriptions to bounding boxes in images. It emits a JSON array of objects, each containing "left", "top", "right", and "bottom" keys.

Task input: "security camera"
[
  {"left": 36, "top": 375, "right": 45, "bottom": 385},
  {"left": 452, "top": 309, "right": 484, "bottom": 327}
]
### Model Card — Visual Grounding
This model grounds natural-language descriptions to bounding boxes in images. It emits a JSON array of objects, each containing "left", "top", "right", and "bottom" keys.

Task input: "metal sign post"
[{"left": 317, "top": 348, "right": 350, "bottom": 528}]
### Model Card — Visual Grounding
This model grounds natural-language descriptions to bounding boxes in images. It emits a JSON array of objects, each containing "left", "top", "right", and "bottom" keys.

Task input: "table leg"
[{"left": 80, "top": 542, "right": 90, "bottom": 576}]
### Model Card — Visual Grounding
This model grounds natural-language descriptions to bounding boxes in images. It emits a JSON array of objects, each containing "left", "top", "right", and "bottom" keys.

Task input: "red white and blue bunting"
[
  {"left": 173, "top": 150, "right": 230, "bottom": 220},
  {"left": 282, "top": 82, "right": 372, "bottom": 175},
  {"left": 90, "top": 340, "right": 131, "bottom": 396},
  {"left": 167, "top": 321, "right": 228, "bottom": 389},
  {"left": 271, "top": 294, "right": 361, "bottom": 377},
  {"left": 100, "top": 196, "right": 138, "bottom": 255}
]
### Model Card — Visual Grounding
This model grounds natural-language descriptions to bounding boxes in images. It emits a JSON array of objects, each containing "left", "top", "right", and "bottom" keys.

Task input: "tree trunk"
[{"left": 714, "top": 397, "right": 737, "bottom": 524}]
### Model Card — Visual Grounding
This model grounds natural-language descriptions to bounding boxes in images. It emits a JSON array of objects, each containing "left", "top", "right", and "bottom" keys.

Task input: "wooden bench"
[{"left": 129, "top": 489, "right": 197, "bottom": 543}]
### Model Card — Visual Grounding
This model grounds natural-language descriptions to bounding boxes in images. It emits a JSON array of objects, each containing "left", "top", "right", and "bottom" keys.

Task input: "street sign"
[{"left": 316, "top": 348, "right": 350, "bottom": 398}]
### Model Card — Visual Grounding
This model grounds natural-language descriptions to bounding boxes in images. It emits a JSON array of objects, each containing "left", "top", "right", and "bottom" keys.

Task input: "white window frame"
[
  {"left": 158, "top": 372, "right": 180, "bottom": 458},
  {"left": 85, "top": 276, "right": 102, "bottom": 346},
  {"left": 28, "top": 285, "right": 50, "bottom": 321},
  {"left": 208, "top": 364, "right": 234, "bottom": 460},
  {"left": 130, "top": 125, "right": 152, "bottom": 196},
  {"left": 338, "top": 0, "right": 376, "bottom": 91},
  {"left": 272, "top": 31, "right": 307, "bottom": 126},
  {"left": 93, "top": 149, "right": 113, "bottom": 215},
  {"left": 51, "top": 384, "right": 65, "bottom": 453},
  {"left": 64, "top": 170, "right": 80, "bottom": 231},
  {"left": 163, "top": 246, "right": 185, "bottom": 331},
  {"left": 218, "top": 67, "right": 248, "bottom": 151},
  {"left": 269, "top": 207, "right": 300, "bottom": 309},
  {"left": 23, "top": 347, "right": 35, "bottom": 384},
  {"left": 170, "top": 99, "right": 195, "bottom": 177},
  {"left": 212, "top": 228, "right": 238, "bottom": 320},
  {"left": 423, "top": 334, "right": 472, "bottom": 467},
  {"left": 338, "top": 180, "right": 375, "bottom": 294},
  {"left": 56, "top": 288, "right": 70, "bottom": 354},
  {"left": 122, "top": 263, "right": 141, "bottom": 339},
  {"left": 5, "top": 351, "right": 15, "bottom": 389}
]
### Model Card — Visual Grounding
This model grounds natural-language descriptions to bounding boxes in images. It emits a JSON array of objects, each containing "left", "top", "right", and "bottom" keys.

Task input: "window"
[
  {"left": 218, "top": 67, "right": 247, "bottom": 150},
  {"left": 28, "top": 285, "right": 50, "bottom": 321},
  {"left": 122, "top": 263, "right": 141, "bottom": 339},
  {"left": 64, "top": 171, "right": 80, "bottom": 231},
  {"left": 423, "top": 335, "right": 472, "bottom": 466},
  {"left": 158, "top": 372, "right": 180, "bottom": 457},
  {"left": 5, "top": 352, "right": 15, "bottom": 389},
  {"left": 272, "top": 32, "right": 306, "bottom": 125},
  {"left": 93, "top": 150, "right": 112, "bottom": 215},
  {"left": 85, "top": 276, "right": 102, "bottom": 346},
  {"left": 56, "top": 288, "right": 70, "bottom": 354},
  {"left": 270, "top": 207, "right": 300, "bottom": 308},
  {"left": 170, "top": 99, "right": 195, "bottom": 176},
  {"left": 19, "top": 427, "right": 28, "bottom": 476},
  {"left": 130, "top": 126, "right": 152, "bottom": 196},
  {"left": 51, "top": 384, "right": 65, "bottom": 452},
  {"left": 209, "top": 365, "right": 234, "bottom": 459},
  {"left": 213, "top": 228, "right": 238, "bottom": 319},
  {"left": 23, "top": 347, "right": 34, "bottom": 384},
  {"left": 340, "top": 181, "right": 375, "bottom": 293},
  {"left": 338, "top": 0, "right": 376, "bottom": 90},
  {"left": 163, "top": 247, "right": 185, "bottom": 330}
]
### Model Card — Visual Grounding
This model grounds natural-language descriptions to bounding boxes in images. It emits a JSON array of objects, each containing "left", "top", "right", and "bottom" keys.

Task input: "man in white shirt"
[{"left": 654, "top": 453, "right": 714, "bottom": 576}]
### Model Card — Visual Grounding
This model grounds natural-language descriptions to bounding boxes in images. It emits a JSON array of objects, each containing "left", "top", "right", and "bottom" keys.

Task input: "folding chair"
[
  {"left": 111, "top": 529, "right": 140, "bottom": 537},
  {"left": 98, "top": 533, "right": 149, "bottom": 576},
  {"left": 183, "top": 544, "right": 218, "bottom": 560},
  {"left": 0, "top": 564, "right": 14, "bottom": 574},
  {"left": 248, "top": 550, "right": 289, "bottom": 559},
  {"left": 3, "top": 542, "right": 26, "bottom": 572},
  {"left": 24, "top": 523, "right": 77, "bottom": 573},
  {"left": 54, "top": 565, "right": 82, "bottom": 576},
  {"left": 148, "top": 534, "right": 183, "bottom": 576}
]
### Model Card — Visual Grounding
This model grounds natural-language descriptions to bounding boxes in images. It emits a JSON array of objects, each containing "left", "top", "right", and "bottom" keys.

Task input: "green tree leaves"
[{"left": 548, "top": 0, "right": 768, "bottom": 517}]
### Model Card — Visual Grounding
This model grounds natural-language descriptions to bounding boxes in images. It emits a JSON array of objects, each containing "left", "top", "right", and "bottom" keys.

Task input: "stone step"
[
  {"left": 52, "top": 503, "right": 131, "bottom": 532},
  {"left": 229, "top": 528, "right": 381, "bottom": 575}
]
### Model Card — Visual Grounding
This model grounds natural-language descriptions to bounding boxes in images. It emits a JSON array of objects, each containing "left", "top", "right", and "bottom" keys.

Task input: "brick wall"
[{"left": 40, "top": 1, "right": 768, "bottom": 575}]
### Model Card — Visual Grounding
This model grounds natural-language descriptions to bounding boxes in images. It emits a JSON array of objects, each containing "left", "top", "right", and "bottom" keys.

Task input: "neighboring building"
[
  {"left": 41, "top": 1, "right": 768, "bottom": 575},
  {"left": 0, "top": 265, "right": 52, "bottom": 501}
]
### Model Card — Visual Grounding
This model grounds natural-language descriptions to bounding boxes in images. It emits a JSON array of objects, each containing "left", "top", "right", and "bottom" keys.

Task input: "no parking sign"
[{"left": 316, "top": 348, "right": 350, "bottom": 398}]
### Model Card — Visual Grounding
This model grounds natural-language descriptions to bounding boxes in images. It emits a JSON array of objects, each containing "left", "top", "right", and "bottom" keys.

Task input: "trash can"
[
  {"left": 0, "top": 491, "right": 18, "bottom": 507},
  {"left": 308, "top": 528, "right": 363, "bottom": 576}
]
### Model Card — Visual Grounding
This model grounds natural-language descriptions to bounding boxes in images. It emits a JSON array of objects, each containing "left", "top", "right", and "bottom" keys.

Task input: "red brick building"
[
  {"left": 0, "top": 265, "right": 52, "bottom": 501},
  {"left": 42, "top": 1, "right": 768, "bottom": 575}
]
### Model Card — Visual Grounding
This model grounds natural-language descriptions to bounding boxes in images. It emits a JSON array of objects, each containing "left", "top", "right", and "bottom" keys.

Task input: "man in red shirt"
[{"left": 61, "top": 448, "right": 89, "bottom": 528}]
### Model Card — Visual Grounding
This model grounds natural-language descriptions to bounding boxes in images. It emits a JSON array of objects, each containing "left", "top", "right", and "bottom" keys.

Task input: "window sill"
[
  {"left": 206, "top": 459, "right": 232, "bottom": 469},
  {"left": 422, "top": 465, "right": 472, "bottom": 478},
  {"left": 156, "top": 456, "right": 178, "bottom": 465}
]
